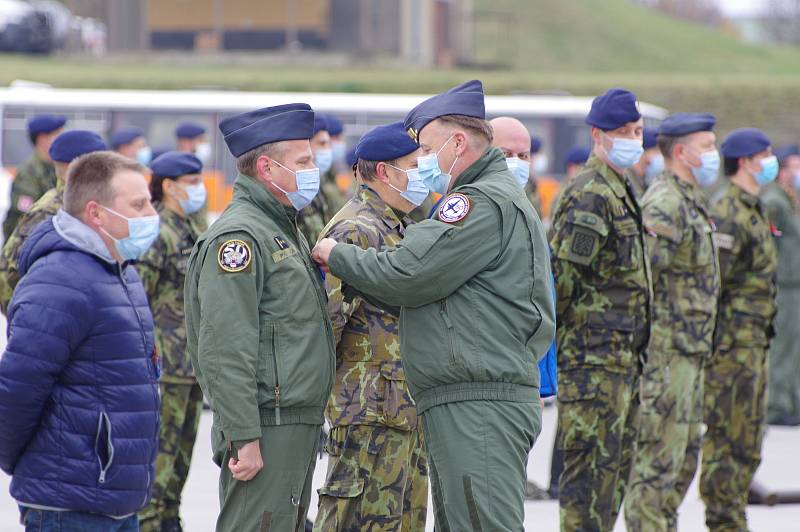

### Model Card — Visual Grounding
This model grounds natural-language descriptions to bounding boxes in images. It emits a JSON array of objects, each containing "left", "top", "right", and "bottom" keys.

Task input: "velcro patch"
[
  {"left": 438, "top": 193, "right": 471, "bottom": 224},
  {"left": 713, "top": 233, "right": 734, "bottom": 251},
  {"left": 571, "top": 231, "right": 597, "bottom": 257},
  {"left": 271, "top": 247, "right": 298, "bottom": 263},
  {"left": 217, "top": 239, "right": 252, "bottom": 273}
]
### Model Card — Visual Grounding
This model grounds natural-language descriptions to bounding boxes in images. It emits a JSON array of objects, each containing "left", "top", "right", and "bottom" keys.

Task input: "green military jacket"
[
  {"left": 328, "top": 148, "right": 555, "bottom": 414},
  {"left": 712, "top": 182, "right": 778, "bottom": 349},
  {"left": 137, "top": 203, "right": 204, "bottom": 384},
  {"left": 4, "top": 153, "right": 56, "bottom": 237},
  {"left": 761, "top": 182, "right": 800, "bottom": 287},
  {"left": 641, "top": 172, "right": 720, "bottom": 358},
  {"left": 184, "top": 174, "right": 336, "bottom": 445},
  {"left": 550, "top": 154, "right": 653, "bottom": 370},
  {"left": 297, "top": 172, "right": 346, "bottom": 244},
  {"left": 0, "top": 179, "right": 64, "bottom": 313},
  {"left": 322, "top": 187, "right": 418, "bottom": 430}
]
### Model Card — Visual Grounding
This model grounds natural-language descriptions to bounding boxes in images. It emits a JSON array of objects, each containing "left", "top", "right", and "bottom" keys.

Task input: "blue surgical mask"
[
  {"left": 387, "top": 164, "right": 430, "bottom": 207},
  {"left": 315, "top": 149, "right": 333, "bottom": 174},
  {"left": 100, "top": 206, "right": 160, "bottom": 261},
  {"left": 690, "top": 149, "right": 720, "bottom": 188},
  {"left": 506, "top": 157, "right": 530, "bottom": 188},
  {"left": 603, "top": 133, "right": 644, "bottom": 169},
  {"left": 272, "top": 160, "right": 321, "bottom": 210},
  {"left": 194, "top": 142, "right": 212, "bottom": 165},
  {"left": 755, "top": 155, "right": 779, "bottom": 186},
  {"left": 793, "top": 171, "right": 800, "bottom": 190},
  {"left": 417, "top": 135, "right": 457, "bottom": 195},
  {"left": 178, "top": 182, "right": 207, "bottom": 215},
  {"left": 136, "top": 146, "right": 152, "bottom": 166},
  {"left": 644, "top": 154, "right": 664, "bottom": 186},
  {"left": 332, "top": 141, "right": 347, "bottom": 164}
]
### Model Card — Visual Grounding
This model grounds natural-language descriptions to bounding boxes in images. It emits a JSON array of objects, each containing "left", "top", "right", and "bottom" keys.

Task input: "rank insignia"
[
  {"left": 218, "top": 239, "right": 252, "bottom": 273},
  {"left": 407, "top": 127, "right": 418, "bottom": 143},
  {"left": 274, "top": 236, "right": 289, "bottom": 250},
  {"left": 438, "top": 193, "right": 471, "bottom": 223}
]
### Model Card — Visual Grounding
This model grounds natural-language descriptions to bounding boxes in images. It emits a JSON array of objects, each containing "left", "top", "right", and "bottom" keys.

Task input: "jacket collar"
[
  {"left": 358, "top": 187, "right": 405, "bottom": 232},
  {"left": 585, "top": 154, "right": 632, "bottom": 199},
  {"left": 233, "top": 173, "right": 297, "bottom": 234},
  {"left": 453, "top": 147, "right": 508, "bottom": 189},
  {"left": 53, "top": 209, "right": 116, "bottom": 264}
]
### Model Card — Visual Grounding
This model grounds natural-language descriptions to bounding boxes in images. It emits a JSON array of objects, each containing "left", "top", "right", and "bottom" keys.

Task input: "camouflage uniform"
[
  {"left": 0, "top": 181, "right": 63, "bottom": 313},
  {"left": 297, "top": 172, "right": 346, "bottom": 244},
  {"left": 625, "top": 172, "right": 720, "bottom": 531},
  {"left": 525, "top": 178, "right": 543, "bottom": 217},
  {"left": 137, "top": 203, "right": 207, "bottom": 530},
  {"left": 314, "top": 187, "right": 428, "bottom": 531},
  {"left": 3, "top": 153, "right": 56, "bottom": 238},
  {"left": 549, "top": 154, "right": 652, "bottom": 531},
  {"left": 702, "top": 182, "right": 777, "bottom": 531}
]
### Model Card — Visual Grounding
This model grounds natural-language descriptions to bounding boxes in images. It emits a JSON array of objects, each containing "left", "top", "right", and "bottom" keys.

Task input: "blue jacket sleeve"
[
  {"left": 538, "top": 272, "right": 558, "bottom": 398},
  {"left": 0, "top": 264, "right": 91, "bottom": 473}
]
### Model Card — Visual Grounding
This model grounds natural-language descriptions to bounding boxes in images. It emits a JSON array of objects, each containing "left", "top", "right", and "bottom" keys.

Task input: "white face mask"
[
  {"left": 533, "top": 154, "right": 549, "bottom": 175},
  {"left": 194, "top": 142, "right": 212, "bottom": 165}
]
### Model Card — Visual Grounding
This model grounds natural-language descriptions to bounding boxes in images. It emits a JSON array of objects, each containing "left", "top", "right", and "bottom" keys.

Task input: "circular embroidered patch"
[
  {"left": 218, "top": 239, "right": 251, "bottom": 272},
  {"left": 438, "top": 193, "right": 471, "bottom": 223}
]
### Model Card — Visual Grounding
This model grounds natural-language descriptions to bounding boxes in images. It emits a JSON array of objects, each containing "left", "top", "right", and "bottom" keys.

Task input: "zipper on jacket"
[
  {"left": 95, "top": 411, "right": 115, "bottom": 484},
  {"left": 440, "top": 300, "right": 458, "bottom": 365},
  {"left": 271, "top": 325, "right": 281, "bottom": 425}
]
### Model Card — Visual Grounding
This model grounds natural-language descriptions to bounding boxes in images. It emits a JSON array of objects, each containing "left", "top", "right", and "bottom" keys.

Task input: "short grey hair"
[{"left": 236, "top": 141, "right": 285, "bottom": 177}]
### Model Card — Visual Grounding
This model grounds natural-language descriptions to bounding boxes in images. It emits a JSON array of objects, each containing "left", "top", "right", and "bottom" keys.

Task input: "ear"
[
  {"left": 375, "top": 162, "right": 391, "bottom": 183},
  {"left": 454, "top": 131, "right": 468, "bottom": 155},
  {"left": 84, "top": 200, "right": 103, "bottom": 227},
  {"left": 256, "top": 155, "right": 273, "bottom": 179}
]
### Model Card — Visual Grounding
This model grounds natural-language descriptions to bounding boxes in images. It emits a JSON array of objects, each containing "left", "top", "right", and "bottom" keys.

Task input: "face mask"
[
  {"left": 793, "top": 171, "right": 800, "bottom": 190},
  {"left": 332, "top": 141, "right": 347, "bottom": 164},
  {"left": 689, "top": 149, "right": 720, "bottom": 188},
  {"left": 417, "top": 135, "right": 457, "bottom": 195},
  {"left": 533, "top": 154, "right": 548, "bottom": 176},
  {"left": 644, "top": 154, "right": 664, "bottom": 186},
  {"left": 100, "top": 206, "right": 160, "bottom": 261},
  {"left": 386, "top": 164, "right": 430, "bottom": 207},
  {"left": 271, "top": 160, "right": 321, "bottom": 210},
  {"left": 136, "top": 146, "right": 152, "bottom": 166},
  {"left": 315, "top": 149, "right": 333, "bottom": 174},
  {"left": 603, "top": 133, "right": 644, "bottom": 169},
  {"left": 755, "top": 155, "right": 779, "bottom": 186},
  {"left": 506, "top": 157, "right": 530, "bottom": 188},
  {"left": 194, "top": 142, "right": 212, "bottom": 165},
  {"left": 178, "top": 182, "right": 207, "bottom": 215}
]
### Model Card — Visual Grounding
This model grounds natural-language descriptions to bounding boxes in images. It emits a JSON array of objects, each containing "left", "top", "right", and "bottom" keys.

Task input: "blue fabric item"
[
  {"left": 150, "top": 144, "right": 172, "bottom": 162},
  {"left": 149, "top": 151, "right": 203, "bottom": 178},
  {"left": 0, "top": 212, "right": 159, "bottom": 518},
  {"left": 109, "top": 127, "right": 144, "bottom": 149},
  {"left": 585, "top": 88, "right": 641, "bottom": 131},
  {"left": 658, "top": 112, "right": 716, "bottom": 137},
  {"left": 219, "top": 103, "right": 314, "bottom": 157},
  {"left": 175, "top": 121, "right": 206, "bottom": 139},
  {"left": 325, "top": 114, "right": 344, "bottom": 136},
  {"left": 49, "top": 130, "right": 108, "bottom": 163},
  {"left": 313, "top": 114, "right": 329, "bottom": 136},
  {"left": 355, "top": 122, "right": 419, "bottom": 162},
  {"left": 531, "top": 136, "right": 543, "bottom": 154},
  {"left": 721, "top": 128, "right": 772, "bottom": 158},
  {"left": 20, "top": 507, "right": 139, "bottom": 531},
  {"left": 774, "top": 144, "right": 800, "bottom": 164},
  {"left": 27, "top": 115, "right": 66, "bottom": 137},
  {"left": 346, "top": 146, "right": 358, "bottom": 167},
  {"left": 403, "top": 80, "right": 485, "bottom": 140},
  {"left": 643, "top": 127, "right": 659, "bottom": 149},
  {"left": 538, "top": 273, "right": 558, "bottom": 398},
  {"left": 564, "top": 145, "right": 591, "bottom": 168}
]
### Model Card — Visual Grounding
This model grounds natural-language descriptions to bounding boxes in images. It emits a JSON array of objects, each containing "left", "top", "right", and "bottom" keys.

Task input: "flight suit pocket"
[
  {"left": 556, "top": 370, "right": 599, "bottom": 451},
  {"left": 402, "top": 224, "right": 453, "bottom": 261},
  {"left": 257, "top": 322, "right": 279, "bottom": 406}
]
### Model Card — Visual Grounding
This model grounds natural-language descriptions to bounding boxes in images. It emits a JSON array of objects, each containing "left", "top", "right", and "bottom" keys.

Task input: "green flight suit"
[
  {"left": 327, "top": 148, "right": 555, "bottom": 531},
  {"left": 4, "top": 153, "right": 56, "bottom": 238},
  {"left": 184, "top": 174, "right": 336, "bottom": 532}
]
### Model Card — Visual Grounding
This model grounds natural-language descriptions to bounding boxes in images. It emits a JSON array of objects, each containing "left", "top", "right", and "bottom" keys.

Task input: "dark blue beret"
[
  {"left": 48, "top": 130, "right": 108, "bottom": 163},
  {"left": 643, "top": 127, "right": 658, "bottom": 149},
  {"left": 355, "top": 122, "right": 419, "bottom": 162},
  {"left": 28, "top": 115, "right": 66, "bottom": 137},
  {"left": 658, "top": 113, "right": 716, "bottom": 138},
  {"left": 326, "top": 114, "right": 344, "bottom": 136},
  {"left": 346, "top": 146, "right": 358, "bottom": 167},
  {"left": 110, "top": 126, "right": 145, "bottom": 149},
  {"left": 585, "top": 88, "right": 641, "bottom": 131},
  {"left": 721, "top": 128, "right": 772, "bottom": 158},
  {"left": 774, "top": 144, "right": 800, "bottom": 164},
  {"left": 219, "top": 103, "right": 314, "bottom": 157},
  {"left": 175, "top": 122, "right": 206, "bottom": 139},
  {"left": 150, "top": 144, "right": 172, "bottom": 162},
  {"left": 531, "top": 136, "right": 543, "bottom": 154},
  {"left": 149, "top": 151, "right": 203, "bottom": 178},
  {"left": 404, "top": 80, "right": 485, "bottom": 142},
  {"left": 564, "top": 145, "right": 591, "bottom": 167},
  {"left": 313, "top": 114, "right": 329, "bottom": 136}
]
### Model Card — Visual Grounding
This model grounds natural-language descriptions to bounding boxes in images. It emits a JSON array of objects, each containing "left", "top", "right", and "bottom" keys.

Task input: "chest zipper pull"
[{"left": 274, "top": 385, "right": 281, "bottom": 426}]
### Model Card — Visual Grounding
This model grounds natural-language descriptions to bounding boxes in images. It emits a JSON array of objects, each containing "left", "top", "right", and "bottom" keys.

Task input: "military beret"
[
  {"left": 355, "top": 122, "right": 419, "bottom": 162},
  {"left": 774, "top": 144, "right": 800, "bottom": 164},
  {"left": 48, "top": 130, "right": 108, "bottom": 163},
  {"left": 643, "top": 127, "right": 659, "bottom": 149},
  {"left": 564, "top": 145, "right": 591, "bottom": 167},
  {"left": 175, "top": 121, "right": 206, "bottom": 139},
  {"left": 531, "top": 136, "right": 543, "bottom": 154},
  {"left": 110, "top": 126, "right": 145, "bottom": 149},
  {"left": 325, "top": 114, "right": 344, "bottom": 136},
  {"left": 721, "top": 128, "right": 772, "bottom": 158},
  {"left": 313, "top": 114, "right": 329, "bottom": 136},
  {"left": 149, "top": 151, "right": 203, "bottom": 178},
  {"left": 219, "top": 103, "right": 314, "bottom": 158},
  {"left": 346, "top": 146, "right": 358, "bottom": 167},
  {"left": 404, "top": 80, "right": 485, "bottom": 142},
  {"left": 585, "top": 88, "right": 641, "bottom": 131},
  {"left": 657, "top": 113, "right": 716, "bottom": 138},
  {"left": 150, "top": 144, "right": 172, "bottom": 162},
  {"left": 28, "top": 115, "right": 66, "bottom": 137}
]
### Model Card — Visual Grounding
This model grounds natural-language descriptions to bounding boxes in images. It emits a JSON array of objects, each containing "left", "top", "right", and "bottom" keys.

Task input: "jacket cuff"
[{"left": 223, "top": 427, "right": 263, "bottom": 444}]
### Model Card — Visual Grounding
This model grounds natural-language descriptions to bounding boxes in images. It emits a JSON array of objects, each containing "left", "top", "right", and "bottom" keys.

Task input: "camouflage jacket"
[
  {"left": 321, "top": 187, "right": 418, "bottom": 430},
  {"left": 550, "top": 154, "right": 653, "bottom": 370},
  {"left": 136, "top": 203, "right": 205, "bottom": 383},
  {"left": 0, "top": 180, "right": 63, "bottom": 314},
  {"left": 641, "top": 172, "right": 720, "bottom": 358},
  {"left": 3, "top": 153, "right": 56, "bottom": 238},
  {"left": 297, "top": 173, "right": 347, "bottom": 244},
  {"left": 711, "top": 183, "right": 778, "bottom": 349},
  {"left": 525, "top": 178, "right": 543, "bottom": 217},
  {"left": 761, "top": 182, "right": 800, "bottom": 286}
]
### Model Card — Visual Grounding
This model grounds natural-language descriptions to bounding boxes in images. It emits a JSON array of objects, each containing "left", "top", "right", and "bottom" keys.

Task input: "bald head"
[{"left": 490, "top": 117, "right": 531, "bottom": 161}]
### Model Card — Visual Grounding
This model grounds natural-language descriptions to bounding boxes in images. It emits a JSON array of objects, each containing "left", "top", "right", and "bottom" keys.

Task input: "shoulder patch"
[
  {"left": 713, "top": 232, "right": 734, "bottom": 251},
  {"left": 438, "top": 193, "right": 471, "bottom": 224},
  {"left": 217, "top": 239, "right": 252, "bottom": 272}
]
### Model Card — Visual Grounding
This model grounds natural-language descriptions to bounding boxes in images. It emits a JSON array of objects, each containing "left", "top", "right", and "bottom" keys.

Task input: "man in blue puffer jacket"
[{"left": 0, "top": 151, "right": 160, "bottom": 531}]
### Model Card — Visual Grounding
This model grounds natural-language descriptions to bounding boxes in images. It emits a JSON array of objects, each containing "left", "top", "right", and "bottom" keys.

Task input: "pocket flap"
[
  {"left": 568, "top": 210, "right": 609, "bottom": 237},
  {"left": 380, "top": 361, "right": 406, "bottom": 381},
  {"left": 318, "top": 478, "right": 365, "bottom": 498},
  {"left": 586, "top": 311, "right": 636, "bottom": 332},
  {"left": 402, "top": 222, "right": 453, "bottom": 260}
]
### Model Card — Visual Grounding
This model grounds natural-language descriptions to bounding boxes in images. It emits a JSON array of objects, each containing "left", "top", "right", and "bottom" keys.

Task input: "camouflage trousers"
[
  {"left": 625, "top": 352, "right": 704, "bottom": 532},
  {"left": 139, "top": 382, "right": 203, "bottom": 530},
  {"left": 314, "top": 424, "right": 428, "bottom": 531},
  {"left": 557, "top": 366, "right": 640, "bottom": 532},
  {"left": 701, "top": 345, "right": 768, "bottom": 532}
]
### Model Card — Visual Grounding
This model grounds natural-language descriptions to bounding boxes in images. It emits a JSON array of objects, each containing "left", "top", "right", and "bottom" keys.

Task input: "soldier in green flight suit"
[
  {"left": 313, "top": 80, "right": 555, "bottom": 531},
  {"left": 313, "top": 122, "right": 429, "bottom": 531},
  {"left": 702, "top": 128, "right": 778, "bottom": 531},
  {"left": 625, "top": 113, "right": 721, "bottom": 532},
  {"left": 184, "top": 104, "right": 336, "bottom": 532},
  {"left": 3, "top": 115, "right": 65, "bottom": 238},
  {"left": 137, "top": 152, "right": 209, "bottom": 532},
  {"left": 0, "top": 130, "right": 107, "bottom": 313},
  {"left": 549, "top": 88, "right": 652, "bottom": 531}
]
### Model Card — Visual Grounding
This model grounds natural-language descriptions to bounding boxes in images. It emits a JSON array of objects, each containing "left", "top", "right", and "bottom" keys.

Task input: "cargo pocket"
[
  {"left": 316, "top": 478, "right": 365, "bottom": 530},
  {"left": 609, "top": 217, "right": 642, "bottom": 271},
  {"left": 556, "top": 371, "right": 599, "bottom": 451},
  {"left": 380, "top": 362, "right": 416, "bottom": 430},
  {"left": 401, "top": 224, "right": 453, "bottom": 263},
  {"left": 94, "top": 411, "right": 115, "bottom": 484}
]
